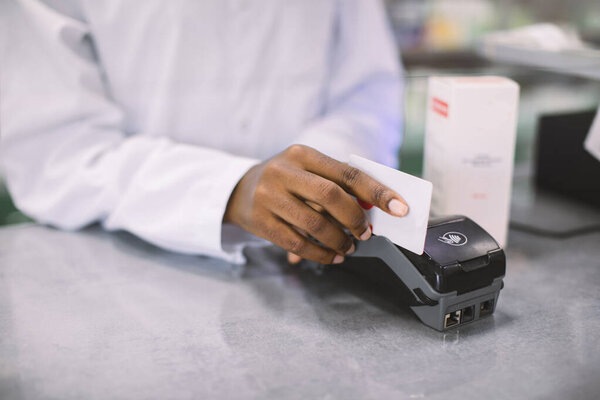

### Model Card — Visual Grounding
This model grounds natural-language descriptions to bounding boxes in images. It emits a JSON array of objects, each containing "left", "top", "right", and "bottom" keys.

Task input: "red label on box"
[{"left": 432, "top": 98, "right": 448, "bottom": 117}]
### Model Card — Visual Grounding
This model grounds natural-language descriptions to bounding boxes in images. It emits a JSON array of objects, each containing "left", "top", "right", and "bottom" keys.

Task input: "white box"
[{"left": 423, "top": 76, "right": 520, "bottom": 247}]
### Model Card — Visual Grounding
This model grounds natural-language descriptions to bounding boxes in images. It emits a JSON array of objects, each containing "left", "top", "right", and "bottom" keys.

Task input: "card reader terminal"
[{"left": 312, "top": 215, "right": 506, "bottom": 331}]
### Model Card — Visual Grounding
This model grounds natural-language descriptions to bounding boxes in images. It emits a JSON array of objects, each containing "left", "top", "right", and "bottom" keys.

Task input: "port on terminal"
[
  {"left": 461, "top": 305, "right": 475, "bottom": 323},
  {"left": 480, "top": 299, "right": 494, "bottom": 317},
  {"left": 444, "top": 310, "right": 462, "bottom": 328}
]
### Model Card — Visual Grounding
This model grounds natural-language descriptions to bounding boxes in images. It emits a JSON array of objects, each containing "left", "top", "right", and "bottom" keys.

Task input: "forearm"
[
  {"left": 0, "top": 1, "right": 260, "bottom": 262},
  {"left": 1, "top": 126, "right": 259, "bottom": 261}
]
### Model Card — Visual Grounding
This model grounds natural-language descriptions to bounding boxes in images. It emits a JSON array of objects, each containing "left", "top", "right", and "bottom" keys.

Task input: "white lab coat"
[{"left": 0, "top": 0, "right": 403, "bottom": 263}]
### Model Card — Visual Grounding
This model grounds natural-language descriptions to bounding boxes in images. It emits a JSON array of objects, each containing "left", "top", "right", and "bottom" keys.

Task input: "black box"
[{"left": 535, "top": 110, "right": 600, "bottom": 208}]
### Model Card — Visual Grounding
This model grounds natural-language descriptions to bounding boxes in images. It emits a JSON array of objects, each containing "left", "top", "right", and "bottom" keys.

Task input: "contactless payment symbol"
[{"left": 438, "top": 232, "right": 468, "bottom": 246}]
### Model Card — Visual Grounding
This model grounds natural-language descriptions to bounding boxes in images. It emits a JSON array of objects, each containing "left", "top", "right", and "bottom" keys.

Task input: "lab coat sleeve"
[
  {"left": 0, "top": 0, "right": 260, "bottom": 264},
  {"left": 294, "top": 0, "right": 403, "bottom": 168}
]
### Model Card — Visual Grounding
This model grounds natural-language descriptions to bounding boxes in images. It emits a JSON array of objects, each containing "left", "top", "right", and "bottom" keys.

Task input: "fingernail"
[
  {"left": 345, "top": 243, "right": 355, "bottom": 255},
  {"left": 288, "top": 253, "right": 302, "bottom": 264},
  {"left": 357, "top": 199, "right": 373, "bottom": 210},
  {"left": 388, "top": 199, "right": 408, "bottom": 217},
  {"left": 359, "top": 226, "right": 372, "bottom": 241},
  {"left": 332, "top": 254, "right": 344, "bottom": 264}
]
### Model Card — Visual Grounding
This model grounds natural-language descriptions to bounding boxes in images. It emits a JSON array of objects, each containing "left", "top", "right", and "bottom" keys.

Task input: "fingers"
[
  {"left": 264, "top": 218, "right": 344, "bottom": 265},
  {"left": 266, "top": 192, "right": 355, "bottom": 256},
  {"left": 296, "top": 146, "right": 409, "bottom": 217},
  {"left": 247, "top": 146, "right": 408, "bottom": 265},
  {"left": 287, "top": 169, "right": 372, "bottom": 240},
  {"left": 305, "top": 200, "right": 324, "bottom": 213},
  {"left": 287, "top": 227, "right": 307, "bottom": 265},
  {"left": 287, "top": 208, "right": 347, "bottom": 266}
]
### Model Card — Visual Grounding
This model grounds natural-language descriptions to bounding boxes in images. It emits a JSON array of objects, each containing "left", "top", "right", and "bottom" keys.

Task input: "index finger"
[{"left": 301, "top": 148, "right": 409, "bottom": 217}]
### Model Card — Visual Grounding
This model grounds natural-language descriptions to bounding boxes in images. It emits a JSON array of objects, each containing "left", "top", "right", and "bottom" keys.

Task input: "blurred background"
[
  {"left": 386, "top": 0, "right": 600, "bottom": 175},
  {"left": 1, "top": 0, "right": 599, "bottom": 226}
]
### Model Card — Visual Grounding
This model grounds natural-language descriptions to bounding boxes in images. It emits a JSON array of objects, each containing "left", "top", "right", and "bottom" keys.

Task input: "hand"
[{"left": 223, "top": 145, "right": 408, "bottom": 265}]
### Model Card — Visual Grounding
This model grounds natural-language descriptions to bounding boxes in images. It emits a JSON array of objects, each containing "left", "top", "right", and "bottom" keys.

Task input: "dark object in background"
[{"left": 536, "top": 110, "right": 600, "bottom": 208}]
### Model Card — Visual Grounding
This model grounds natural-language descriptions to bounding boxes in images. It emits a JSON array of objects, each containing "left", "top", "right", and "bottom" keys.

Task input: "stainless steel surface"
[{"left": 1, "top": 199, "right": 600, "bottom": 399}]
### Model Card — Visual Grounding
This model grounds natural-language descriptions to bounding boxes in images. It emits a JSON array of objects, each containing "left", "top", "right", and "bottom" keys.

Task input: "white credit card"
[
  {"left": 349, "top": 154, "right": 432, "bottom": 255},
  {"left": 584, "top": 108, "right": 600, "bottom": 162}
]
